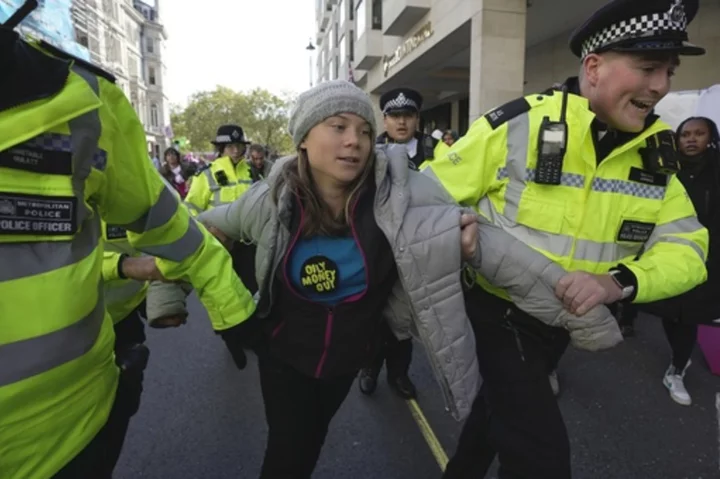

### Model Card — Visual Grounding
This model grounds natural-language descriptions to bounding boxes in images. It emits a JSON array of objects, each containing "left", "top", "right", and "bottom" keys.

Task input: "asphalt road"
[{"left": 115, "top": 298, "right": 720, "bottom": 479}]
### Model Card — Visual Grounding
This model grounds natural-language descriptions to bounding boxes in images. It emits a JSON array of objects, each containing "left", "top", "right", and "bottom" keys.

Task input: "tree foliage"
[{"left": 170, "top": 87, "right": 296, "bottom": 154}]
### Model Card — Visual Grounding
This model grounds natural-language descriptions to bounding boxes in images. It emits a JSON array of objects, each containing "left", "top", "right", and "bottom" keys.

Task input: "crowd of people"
[{"left": 1, "top": 0, "right": 717, "bottom": 478}]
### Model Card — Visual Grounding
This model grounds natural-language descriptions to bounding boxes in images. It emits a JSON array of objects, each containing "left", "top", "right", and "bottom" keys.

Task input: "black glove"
[{"left": 220, "top": 326, "right": 248, "bottom": 370}]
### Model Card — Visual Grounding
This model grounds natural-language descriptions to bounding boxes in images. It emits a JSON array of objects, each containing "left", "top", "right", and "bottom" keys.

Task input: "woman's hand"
[
  {"left": 206, "top": 225, "right": 233, "bottom": 250},
  {"left": 460, "top": 213, "right": 479, "bottom": 261},
  {"left": 121, "top": 256, "right": 168, "bottom": 282}
]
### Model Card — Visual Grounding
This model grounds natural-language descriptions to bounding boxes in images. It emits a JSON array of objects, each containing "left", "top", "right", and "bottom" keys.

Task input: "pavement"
[{"left": 116, "top": 297, "right": 720, "bottom": 479}]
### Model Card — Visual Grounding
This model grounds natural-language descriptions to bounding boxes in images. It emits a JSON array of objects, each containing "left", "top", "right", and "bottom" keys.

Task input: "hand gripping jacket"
[
  {"left": 0, "top": 38, "right": 255, "bottom": 478},
  {"left": 426, "top": 90, "right": 709, "bottom": 305}
]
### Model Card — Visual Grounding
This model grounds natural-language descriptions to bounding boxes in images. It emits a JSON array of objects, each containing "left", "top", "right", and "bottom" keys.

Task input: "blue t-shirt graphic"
[{"left": 288, "top": 235, "right": 367, "bottom": 306}]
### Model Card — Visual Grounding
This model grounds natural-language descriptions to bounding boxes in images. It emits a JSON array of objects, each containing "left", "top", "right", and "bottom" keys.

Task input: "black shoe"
[
  {"left": 388, "top": 375, "right": 417, "bottom": 399},
  {"left": 358, "top": 368, "right": 378, "bottom": 395},
  {"left": 620, "top": 324, "right": 635, "bottom": 338}
]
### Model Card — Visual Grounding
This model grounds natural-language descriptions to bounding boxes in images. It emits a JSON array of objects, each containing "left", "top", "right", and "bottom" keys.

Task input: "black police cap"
[
  {"left": 380, "top": 88, "right": 423, "bottom": 115},
  {"left": 212, "top": 124, "right": 250, "bottom": 145},
  {"left": 569, "top": 0, "right": 704, "bottom": 59}
]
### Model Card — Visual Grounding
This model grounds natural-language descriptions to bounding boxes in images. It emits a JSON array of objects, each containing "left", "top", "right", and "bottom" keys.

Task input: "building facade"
[
  {"left": 315, "top": 0, "right": 720, "bottom": 136},
  {"left": 72, "top": 0, "right": 170, "bottom": 157}
]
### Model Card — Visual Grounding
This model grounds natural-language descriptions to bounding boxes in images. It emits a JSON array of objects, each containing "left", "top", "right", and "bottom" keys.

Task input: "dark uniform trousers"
[
  {"left": 367, "top": 321, "right": 413, "bottom": 379},
  {"left": 53, "top": 307, "right": 148, "bottom": 479},
  {"left": 443, "top": 286, "right": 572, "bottom": 479}
]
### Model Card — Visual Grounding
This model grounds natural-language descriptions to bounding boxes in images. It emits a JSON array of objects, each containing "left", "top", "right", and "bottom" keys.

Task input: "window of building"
[
  {"left": 349, "top": 0, "right": 354, "bottom": 21},
  {"left": 329, "top": 24, "right": 335, "bottom": 49},
  {"left": 371, "top": 0, "right": 382, "bottom": 30},
  {"left": 78, "top": 33, "right": 89, "bottom": 47},
  {"left": 150, "top": 104, "right": 159, "bottom": 127},
  {"left": 349, "top": 34, "right": 354, "bottom": 62},
  {"left": 149, "top": 66, "right": 156, "bottom": 85},
  {"left": 147, "top": 37, "right": 154, "bottom": 53},
  {"left": 339, "top": 0, "right": 346, "bottom": 29},
  {"left": 339, "top": 34, "right": 346, "bottom": 66},
  {"left": 355, "top": 0, "right": 365, "bottom": 40},
  {"left": 330, "top": 57, "right": 337, "bottom": 80},
  {"left": 334, "top": 57, "right": 339, "bottom": 79}
]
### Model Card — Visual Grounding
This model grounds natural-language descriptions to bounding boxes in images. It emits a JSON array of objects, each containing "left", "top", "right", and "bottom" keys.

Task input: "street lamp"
[{"left": 306, "top": 39, "right": 316, "bottom": 88}]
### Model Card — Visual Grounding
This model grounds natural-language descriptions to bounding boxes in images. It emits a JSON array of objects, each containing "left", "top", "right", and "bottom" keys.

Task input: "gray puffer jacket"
[{"left": 147, "top": 144, "right": 622, "bottom": 420}]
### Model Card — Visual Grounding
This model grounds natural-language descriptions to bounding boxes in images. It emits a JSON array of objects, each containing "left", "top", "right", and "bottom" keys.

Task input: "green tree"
[{"left": 170, "top": 87, "right": 295, "bottom": 154}]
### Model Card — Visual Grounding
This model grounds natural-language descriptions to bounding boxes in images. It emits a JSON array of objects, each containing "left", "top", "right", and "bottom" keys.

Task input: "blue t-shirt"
[{"left": 288, "top": 235, "right": 367, "bottom": 306}]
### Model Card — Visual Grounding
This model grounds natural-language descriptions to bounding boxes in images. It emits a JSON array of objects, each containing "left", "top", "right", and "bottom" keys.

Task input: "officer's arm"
[
  {"left": 197, "top": 182, "right": 271, "bottom": 244},
  {"left": 184, "top": 171, "right": 210, "bottom": 216},
  {"left": 102, "top": 250, "right": 124, "bottom": 281},
  {"left": 95, "top": 78, "right": 255, "bottom": 331},
  {"left": 423, "top": 116, "right": 501, "bottom": 209},
  {"left": 625, "top": 176, "right": 709, "bottom": 303}
]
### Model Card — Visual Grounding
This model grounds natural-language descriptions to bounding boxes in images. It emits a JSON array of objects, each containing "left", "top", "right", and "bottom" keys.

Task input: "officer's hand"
[
  {"left": 555, "top": 272, "right": 623, "bottom": 316},
  {"left": 460, "top": 213, "right": 479, "bottom": 261},
  {"left": 122, "top": 256, "right": 168, "bottom": 282},
  {"left": 150, "top": 315, "right": 187, "bottom": 329}
]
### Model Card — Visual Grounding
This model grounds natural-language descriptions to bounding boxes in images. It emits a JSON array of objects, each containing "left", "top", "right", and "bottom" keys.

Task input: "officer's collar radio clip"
[{"left": 534, "top": 86, "right": 569, "bottom": 186}]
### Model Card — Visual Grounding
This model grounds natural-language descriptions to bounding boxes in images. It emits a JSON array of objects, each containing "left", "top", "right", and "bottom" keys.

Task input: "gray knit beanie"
[{"left": 288, "top": 80, "right": 377, "bottom": 147}]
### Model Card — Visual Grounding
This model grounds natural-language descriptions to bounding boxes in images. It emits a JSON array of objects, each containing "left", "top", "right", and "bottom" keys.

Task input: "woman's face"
[
  {"left": 301, "top": 113, "right": 373, "bottom": 186},
  {"left": 678, "top": 119, "right": 712, "bottom": 156},
  {"left": 443, "top": 133, "right": 455, "bottom": 146},
  {"left": 165, "top": 151, "right": 179, "bottom": 165}
]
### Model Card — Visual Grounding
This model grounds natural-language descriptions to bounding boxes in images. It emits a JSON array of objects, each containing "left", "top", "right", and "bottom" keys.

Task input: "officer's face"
[
  {"left": 443, "top": 133, "right": 455, "bottom": 146},
  {"left": 584, "top": 52, "right": 677, "bottom": 133},
  {"left": 678, "top": 119, "right": 712, "bottom": 157},
  {"left": 384, "top": 111, "right": 418, "bottom": 143},
  {"left": 300, "top": 113, "right": 373, "bottom": 186},
  {"left": 224, "top": 143, "right": 246, "bottom": 163}
]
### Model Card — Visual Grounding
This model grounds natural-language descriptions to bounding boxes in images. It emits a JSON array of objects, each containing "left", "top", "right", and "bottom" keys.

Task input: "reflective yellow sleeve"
[
  {"left": 96, "top": 78, "right": 255, "bottom": 331},
  {"left": 626, "top": 175, "right": 709, "bottom": 303},
  {"left": 425, "top": 117, "right": 502, "bottom": 209},
  {"left": 102, "top": 250, "right": 123, "bottom": 282},
  {"left": 184, "top": 171, "right": 210, "bottom": 216}
]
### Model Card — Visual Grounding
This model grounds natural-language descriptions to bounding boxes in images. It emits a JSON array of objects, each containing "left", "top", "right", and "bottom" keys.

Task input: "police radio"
[
  {"left": 214, "top": 170, "right": 230, "bottom": 186},
  {"left": 640, "top": 130, "right": 681, "bottom": 175},
  {"left": 535, "top": 86, "right": 569, "bottom": 185}
]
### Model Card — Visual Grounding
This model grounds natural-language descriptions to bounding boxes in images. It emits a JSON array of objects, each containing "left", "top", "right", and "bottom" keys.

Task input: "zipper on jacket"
[{"left": 314, "top": 308, "right": 334, "bottom": 378}]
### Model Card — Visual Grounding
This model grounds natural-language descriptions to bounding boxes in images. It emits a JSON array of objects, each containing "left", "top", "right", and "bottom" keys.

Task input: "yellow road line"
[{"left": 407, "top": 398, "right": 449, "bottom": 471}]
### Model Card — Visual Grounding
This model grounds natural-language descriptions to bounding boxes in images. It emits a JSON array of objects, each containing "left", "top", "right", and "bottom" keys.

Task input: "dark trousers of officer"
[
  {"left": 442, "top": 287, "right": 572, "bottom": 479},
  {"left": 366, "top": 321, "right": 413, "bottom": 379},
  {"left": 54, "top": 308, "right": 147, "bottom": 479},
  {"left": 258, "top": 353, "right": 356, "bottom": 479}
]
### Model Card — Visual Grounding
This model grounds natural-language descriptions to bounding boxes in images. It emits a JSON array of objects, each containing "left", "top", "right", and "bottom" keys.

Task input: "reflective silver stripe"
[
  {"left": 645, "top": 216, "right": 707, "bottom": 261},
  {"left": 185, "top": 201, "right": 203, "bottom": 215},
  {"left": 497, "top": 167, "right": 585, "bottom": 188},
  {"left": 648, "top": 236, "right": 706, "bottom": 262},
  {"left": 139, "top": 218, "right": 204, "bottom": 262},
  {"left": 573, "top": 238, "right": 642, "bottom": 263},
  {"left": 120, "top": 186, "right": 179, "bottom": 233},
  {"left": 0, "top": 68, "right": 102, "bottom": 283},
  {"left": 502, "top": 113, "right": 530, "bottom": 222},
  {"left": 0, "top": 283, "right": 106, "bottom": 387},
  {"left": 591, "top": 177, "right": 666, "bottom": 200},
  {"left": 105, "top": 279, "right": 146, "bottom": 304}
]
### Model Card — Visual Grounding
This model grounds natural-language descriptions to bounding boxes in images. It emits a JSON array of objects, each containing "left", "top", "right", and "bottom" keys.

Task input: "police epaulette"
[
  {"left": 483, "top": 97, "right": 531, "bottom": 130},
  {"left": 39, "top": 40, "right": 117, "bottom": 84}
]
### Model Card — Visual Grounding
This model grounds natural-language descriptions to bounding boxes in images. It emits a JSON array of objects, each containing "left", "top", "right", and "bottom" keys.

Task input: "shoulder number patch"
[{"left": 484, "top": 98, "right": 531, "bottom": 130}]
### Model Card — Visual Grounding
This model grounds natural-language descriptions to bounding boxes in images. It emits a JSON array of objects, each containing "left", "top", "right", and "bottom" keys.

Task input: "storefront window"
[{"left": 355, "top": 0, "right": 365, "bottom": 40}]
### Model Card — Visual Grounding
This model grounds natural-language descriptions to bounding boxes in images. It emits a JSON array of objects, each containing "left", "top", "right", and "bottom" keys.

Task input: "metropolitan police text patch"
[
  {"left": 617, "top": 220, "right": 655, "bottom": 242},
  {"left": 0, "top": 145, "right": 73, "bottom": 175},
  {"left": 106, "top": 225, "right": 128, "bottom": 240},
  {"left": 0, "top": 192, "right": 77, "bottom": 235},
  {"left": 484, "top": 98, "right": 531, "bottom": 130},
  {"left": 628, "top": 167, "right": 667, "bottom": 187}
]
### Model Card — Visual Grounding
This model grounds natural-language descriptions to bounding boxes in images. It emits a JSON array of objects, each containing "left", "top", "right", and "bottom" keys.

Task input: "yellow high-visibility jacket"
[
  {"left": 426, "top": 90, "right": 708, "bottom": 304},
  {"left": 0, "top": 38, "right": 254, "bottom": 479},
  {"left": 184, "top": 155, "right": 254, "bottom": 215}
]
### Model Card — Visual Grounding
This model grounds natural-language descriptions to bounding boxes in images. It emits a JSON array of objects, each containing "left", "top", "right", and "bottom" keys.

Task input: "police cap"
[
  {"left": 569, "top": 0, "right": 704, "bottom": 59},
  {"left": 380, "top": 88, "right": 423, "bottom": 115},
  {"left": 211, "top": 124, "right": 251, "bottom": 145}
]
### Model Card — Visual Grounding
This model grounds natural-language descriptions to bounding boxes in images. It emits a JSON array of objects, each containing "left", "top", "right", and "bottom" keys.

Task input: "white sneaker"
[
  {"left": 549, "top": 370, "right": 560, "bottom": 397},
  {"left": 663, "top": 361, "right": 692, "bottom": 406}
]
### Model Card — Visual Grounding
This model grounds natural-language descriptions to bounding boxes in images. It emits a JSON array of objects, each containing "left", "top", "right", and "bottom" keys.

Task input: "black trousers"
[
  {"left": 663, "top": 318, "right": 698, "bottom": 369},
  {"left": 233, "top": 241, "right": 258, "bottom": 295},
  {"left": 259, "top": 353, "right": 355, "bottom": 479},
  {"left": 443, "top": 291, "right": 571, "bottom": 479},
  {"left": 53, "top": 309, "right": 147, "bottom": 479},
  {"left": 366, "top": 322, "right": 413, "bottom": 379}
]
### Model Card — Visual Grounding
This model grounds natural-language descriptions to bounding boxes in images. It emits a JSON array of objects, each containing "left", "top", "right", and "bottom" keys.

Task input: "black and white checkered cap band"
[
  {"left": 383, "top": 93, "right": 418, "bottom": 113},
  {"left": 581, "top": 10, "right": 688, "bottom": 58}
]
